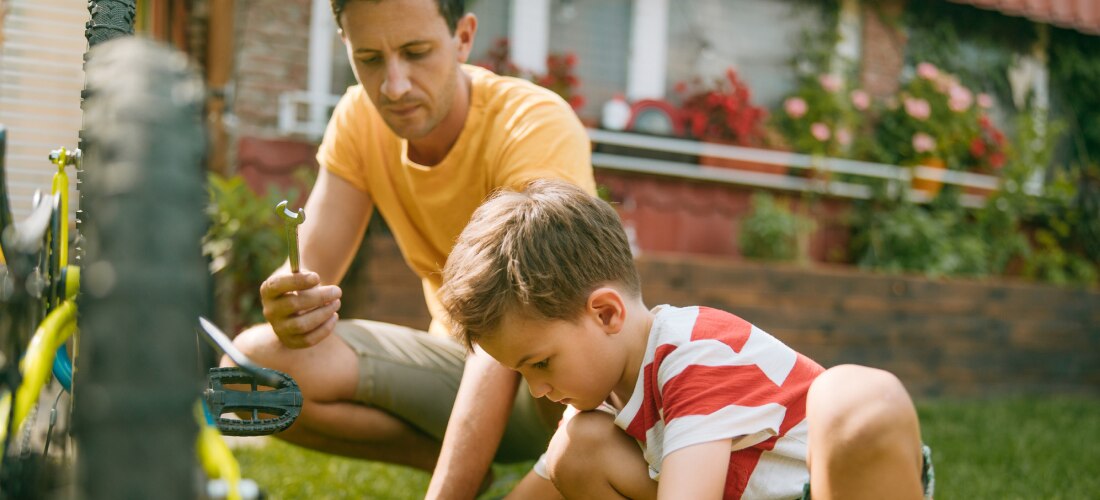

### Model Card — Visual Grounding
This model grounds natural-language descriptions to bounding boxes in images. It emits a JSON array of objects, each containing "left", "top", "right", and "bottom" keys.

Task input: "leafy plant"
[
  {"left": 772, "top": 73, "right": 870, "bottom": 158},
  {"left": 739, "top": 193, "right": 812, "bottom": 262},
  {"left": 872, "top": 62, "right": 1006, "bottom": 172},
  {"left": 204, "top": 172, "right": 312, "bottom": 328},
  {"left": 673, "top": 68, "right": 769, "bottom": 146},
  {"left": 474, "top": 37, "right": 584, "bottom": 111}
]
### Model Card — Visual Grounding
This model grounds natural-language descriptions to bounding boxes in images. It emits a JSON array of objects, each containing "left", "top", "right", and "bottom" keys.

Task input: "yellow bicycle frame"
[
  {"left": 195, "top": 403, "right": 245, "bottom": 500},
  {"left": 2, "top": 147, "right": 248, "bottom": 498},
  {"left": 0, "top": 150, "right": 78, "bottom": 441}
]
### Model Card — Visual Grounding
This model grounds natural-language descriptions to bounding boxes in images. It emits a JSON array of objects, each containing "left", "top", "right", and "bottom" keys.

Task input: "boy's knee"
[
  {"left": 809, "top": 365, "right": 919, "bottom": 455},
  {"left": 545, "top": 411, "right": 617, "bottom": 485}
]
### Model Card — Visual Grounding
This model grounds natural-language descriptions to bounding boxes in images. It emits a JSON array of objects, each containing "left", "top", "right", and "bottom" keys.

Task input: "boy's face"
[
  {"left": 339, "top": 0, "right": 475, "bottom": 140},
  {"left": 478, "top": 310, "right": 625, "bottom": 412}
]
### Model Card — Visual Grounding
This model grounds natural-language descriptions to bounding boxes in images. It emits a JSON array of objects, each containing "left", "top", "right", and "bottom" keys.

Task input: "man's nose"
[{"left": 381, "top": 59, "right": 412, "bottom": 101}]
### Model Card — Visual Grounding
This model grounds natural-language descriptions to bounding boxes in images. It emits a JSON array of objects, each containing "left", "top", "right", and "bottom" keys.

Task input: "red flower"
[
  {"left": 675, "top": 68, "right": 767, "bottom": 145},
  {"left": 989, "top": 152, "right": 1005, "bottom": 169},
  {"left": 969, "top": 137, "right": 986, "bottom": 158}
]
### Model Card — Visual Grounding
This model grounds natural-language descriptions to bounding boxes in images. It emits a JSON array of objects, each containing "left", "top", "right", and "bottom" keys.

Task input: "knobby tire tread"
[{"left": 75, "top": 37, "right": 207, "bottom": 500}]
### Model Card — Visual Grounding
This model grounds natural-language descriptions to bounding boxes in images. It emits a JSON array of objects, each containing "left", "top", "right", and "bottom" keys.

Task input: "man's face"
[
  {"left": 339, "top": 0, "right": 474, "bottom": 139},
  {"left": 478, "top": 311, "right": 624, "bottom": 412}
]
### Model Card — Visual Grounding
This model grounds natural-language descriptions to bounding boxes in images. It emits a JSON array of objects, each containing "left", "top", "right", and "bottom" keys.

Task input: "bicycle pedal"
[{"left": 204, "top": 367, "right": 302, "bottom": 437}]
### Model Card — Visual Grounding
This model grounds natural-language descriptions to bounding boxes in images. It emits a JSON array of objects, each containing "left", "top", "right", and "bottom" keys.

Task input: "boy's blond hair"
[{"left": 440, "top": 179, "right": 640, "bottom": 350}]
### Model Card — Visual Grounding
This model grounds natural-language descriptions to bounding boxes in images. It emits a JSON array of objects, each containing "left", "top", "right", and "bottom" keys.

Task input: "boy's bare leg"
[
  {"left": 227, "top": 324, "right": 441, "bottom": 470},
  {"left": 505, "top": 471, "right": 563, "bottom": 500},
  {"left": 545, "top": 411, "right": 657, "bottom": 500},
  {"left": 806, "top": 364, "right": 924, "bottom": 500}
]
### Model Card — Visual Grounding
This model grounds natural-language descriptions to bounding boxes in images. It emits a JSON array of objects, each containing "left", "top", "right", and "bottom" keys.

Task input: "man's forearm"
[{"left": 426, "top": 348, "right": 520, "bottom": 500}]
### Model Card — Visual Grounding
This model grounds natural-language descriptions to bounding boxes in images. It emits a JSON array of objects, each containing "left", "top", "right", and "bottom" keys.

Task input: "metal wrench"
[{"left": 275, "top": 200, "right": 305, "bottom": 273}]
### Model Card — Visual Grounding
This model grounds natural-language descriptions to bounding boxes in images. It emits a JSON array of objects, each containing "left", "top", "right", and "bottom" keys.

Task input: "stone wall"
[{"left": 343, "top": 228, "right": 1100, "bottom": 399}]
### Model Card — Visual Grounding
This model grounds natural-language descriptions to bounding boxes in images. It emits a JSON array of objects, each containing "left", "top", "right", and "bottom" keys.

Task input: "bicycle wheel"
[{"left": 74, "top": 37, "right": 208, "bottom": 500}]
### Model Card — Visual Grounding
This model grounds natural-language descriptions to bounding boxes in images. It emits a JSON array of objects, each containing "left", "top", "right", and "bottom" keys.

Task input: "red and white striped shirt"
[{"left": 615, "top": 305, "right": 824, "bottom": 499}]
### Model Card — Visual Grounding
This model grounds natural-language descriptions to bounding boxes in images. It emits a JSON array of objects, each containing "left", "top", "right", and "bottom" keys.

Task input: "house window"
[
  {"left": 548, "top": 0, "right": 633, "bottom": 121},
  {"left": 665, "top": 0, "right": 827, "bottom": 108}
]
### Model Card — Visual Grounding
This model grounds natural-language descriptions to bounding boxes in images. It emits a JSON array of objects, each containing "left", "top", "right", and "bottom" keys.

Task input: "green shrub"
[
  {"left": 203, "top": 173, "right": 309, "bottom": 328},
  {"left": 739, "top": 193, "right": 812, "bottom": 262}
]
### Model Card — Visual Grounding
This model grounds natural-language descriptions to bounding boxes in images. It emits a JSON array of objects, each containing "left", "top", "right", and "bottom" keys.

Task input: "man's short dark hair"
[{"left": 331, "top": 0, "right": 465, "bottom": 33}]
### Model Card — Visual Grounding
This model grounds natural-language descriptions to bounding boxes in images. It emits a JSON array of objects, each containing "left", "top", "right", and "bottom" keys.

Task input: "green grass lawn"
[{"left": 232, "top": 396, "right": 1100, "bottom": 499}]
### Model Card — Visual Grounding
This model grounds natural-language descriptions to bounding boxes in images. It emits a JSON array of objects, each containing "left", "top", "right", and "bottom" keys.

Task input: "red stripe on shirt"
[
  {"left": 662, "top": 364, "right": 784, "bottom": 421},
  {"left": 662, "top": 361, "right": 819, "bottom": 422},
  {"left": 690, "top": 307, "right": 753, "bottom": 352},
  {"left": 725, "top": 446, "right": 765, "bottom": 499},
  {"left": 625, "top": 344, "right": 678, "bottom": 442},
  {"left": 778, "top": 354, "right": 824, "bottom": 435}
]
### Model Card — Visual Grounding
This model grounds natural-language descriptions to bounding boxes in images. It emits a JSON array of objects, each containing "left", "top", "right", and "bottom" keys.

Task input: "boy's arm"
[
  {"left": 425, "top": 348, "right": 520, "bottom": 500},
  {"left": 658, "top": 438, "right": 733, "bottom": 500}
]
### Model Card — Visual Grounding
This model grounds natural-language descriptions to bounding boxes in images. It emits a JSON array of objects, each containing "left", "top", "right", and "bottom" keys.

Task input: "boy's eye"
[{"left": 531, "top": 359, "right": 549, "bottom": 370}]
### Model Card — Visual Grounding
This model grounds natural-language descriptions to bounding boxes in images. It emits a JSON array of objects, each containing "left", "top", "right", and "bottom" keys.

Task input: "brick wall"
[
  {"left": 859, "top": 0, "right": 908, "bottom": 98},
  {"left": 344, "top": 228, "right": 1100, "bottom": 399},
  {"left": 231, "top": 0, "right": 312, "bottom": 138}
]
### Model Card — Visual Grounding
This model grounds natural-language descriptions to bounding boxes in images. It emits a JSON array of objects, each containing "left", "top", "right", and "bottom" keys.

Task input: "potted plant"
[
  {"left": 475, "top": 37, "right": 585, "bottom": 112},
  {"left": 674, "top": 68, "right": 775, "bottom": 173},
  {"left": 773, "top": 72, "right": 876, "bottom": 178},
  {"left": 872, "top": 62, "right": 1004, "bottom": 197}
]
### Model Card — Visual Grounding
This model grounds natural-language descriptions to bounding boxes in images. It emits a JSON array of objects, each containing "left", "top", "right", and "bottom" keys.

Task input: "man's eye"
[
  {"left": 360, "top": 56, "right": 381, "bottom": 65},
  {"left": 406, "top": 49, "right": 429, "bottom": 59}
]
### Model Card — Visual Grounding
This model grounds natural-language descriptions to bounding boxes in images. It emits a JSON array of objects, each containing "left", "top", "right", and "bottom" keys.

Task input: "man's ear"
[
  {"left": 454, "top": 13, "right": 478, "bottom": 62},
  {"left": 587, "top": 287, "right": 626, "bottom": 335}
]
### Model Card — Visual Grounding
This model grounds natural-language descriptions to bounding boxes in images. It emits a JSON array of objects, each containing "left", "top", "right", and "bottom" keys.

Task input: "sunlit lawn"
[{"left": 233, "top": 396, "right": 1100, "bottom": 499}]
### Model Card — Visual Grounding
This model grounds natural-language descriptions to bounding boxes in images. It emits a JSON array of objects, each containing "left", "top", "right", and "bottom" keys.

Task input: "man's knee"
[
  {"left": 226, "top": 323, "right": 284, "bottom": 369},
  {"left": 808, "top": 365, "right": 920, "bottom": 459},
  {"left": 226, "top": 323, "right": 358, "bottom": 403}
]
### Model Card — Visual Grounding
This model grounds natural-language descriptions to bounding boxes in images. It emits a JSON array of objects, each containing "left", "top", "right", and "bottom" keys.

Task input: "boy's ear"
[{"left": 587, "top": 287, "right": 625, "bottom": 335}]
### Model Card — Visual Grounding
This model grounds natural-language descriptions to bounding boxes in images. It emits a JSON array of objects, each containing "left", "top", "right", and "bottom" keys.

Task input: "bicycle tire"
[
  {"left": 84, "top": 0, "right": 136, "bottom": 50},
  {"left": 74, "top": 37, "right": 207, "bottom": 500}
]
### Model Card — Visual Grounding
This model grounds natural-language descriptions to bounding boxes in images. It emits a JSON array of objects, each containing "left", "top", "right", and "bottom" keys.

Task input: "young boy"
[{"left": 440, "top": 179, "right": 931, "bottom": 499}]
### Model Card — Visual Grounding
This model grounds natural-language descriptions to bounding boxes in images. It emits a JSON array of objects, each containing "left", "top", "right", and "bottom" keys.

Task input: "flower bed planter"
[{"left": 698, "top": 150, "right": 789, "bottom": 175}]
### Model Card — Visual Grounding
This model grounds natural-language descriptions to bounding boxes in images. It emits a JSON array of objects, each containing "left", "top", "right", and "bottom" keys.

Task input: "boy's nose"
[{"left": 527, "top": 380, "right": 551, "bottom": 399}]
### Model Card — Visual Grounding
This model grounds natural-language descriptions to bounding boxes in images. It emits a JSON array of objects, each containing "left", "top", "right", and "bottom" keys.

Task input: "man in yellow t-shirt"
[{"left": 228, "top": 0, "right": 593, "bottom": 498}]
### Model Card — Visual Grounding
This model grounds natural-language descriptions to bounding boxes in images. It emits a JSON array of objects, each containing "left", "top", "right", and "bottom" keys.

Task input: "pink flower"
[
  {"left": 948, "top": 85, "right": 973, "bottom": 112},
  {"left": 912, "top": 132, "right": 937, "bottom": 153},
  {"left": 916, "top": 62, "right": 939, "bottom": 80},
  {"left": 977, "top": 93, "right": 994, "bottom": 109},
  {"left": 818, "top": 74, "right": 842, "bottom": 93},
  {"left": 850, "top": 89, "right": 871, "bottom": 111},
  {"left": 836, "top": 128, "right": 852, "bottom": 146},
  {"left": 811, "top": 122, "right": 831, "bottom": 142},
  {"left": 784, "top": 97, "right": 808, "bottom": 119},
  {"left": 904, "top": 97, "right": 931, "bottom": 121}
]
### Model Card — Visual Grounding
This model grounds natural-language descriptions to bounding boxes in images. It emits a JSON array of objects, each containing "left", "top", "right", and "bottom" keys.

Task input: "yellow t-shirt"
[{"left": 318, "top": 65, "right": 595, "bottom": 336}]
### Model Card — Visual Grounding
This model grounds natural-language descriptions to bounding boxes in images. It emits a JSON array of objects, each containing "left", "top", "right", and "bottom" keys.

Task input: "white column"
[
  {"left": 627, "top": 0, "right": 669, "bottom": 100},
  {"left": 510, "top": 0, "right": 551, "bottom": 74},
  {"left": 308, "top": 0, "right": 336, "bottom": 132},
  {"left": 833, "top": 0, "right": 862, "bottom": 77}
]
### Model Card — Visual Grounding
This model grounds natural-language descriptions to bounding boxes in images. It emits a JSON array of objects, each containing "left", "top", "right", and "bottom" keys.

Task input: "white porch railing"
[{"left": 588, "top": 129, "right": 1002, "bottom": 208}]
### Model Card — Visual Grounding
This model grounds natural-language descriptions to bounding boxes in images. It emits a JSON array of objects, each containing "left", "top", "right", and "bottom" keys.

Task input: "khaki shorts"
[{"left": 334, "top": 319, "right": 557, "bottom": 463}]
